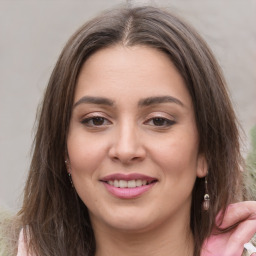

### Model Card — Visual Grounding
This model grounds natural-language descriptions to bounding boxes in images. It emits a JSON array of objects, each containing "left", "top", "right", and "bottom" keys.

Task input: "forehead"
[{"left": 75, "top": 45, "right": 192, "bottom": 109}]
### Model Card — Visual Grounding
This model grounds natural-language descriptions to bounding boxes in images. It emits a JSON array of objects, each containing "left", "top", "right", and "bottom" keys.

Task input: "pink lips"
[{"left": 100, "top": 173, "right": 157, "bottom": 199}]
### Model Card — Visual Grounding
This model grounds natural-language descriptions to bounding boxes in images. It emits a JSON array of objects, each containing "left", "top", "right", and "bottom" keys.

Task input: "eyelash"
[
  {"left": 81, "top": 116, "right": 112, "bottom": 127},
  {"left": 144, "top": 117, "right": 175, "bottom": 127},
  {"left": 81, "top": 115, "right": 175, "bottom": 128}
]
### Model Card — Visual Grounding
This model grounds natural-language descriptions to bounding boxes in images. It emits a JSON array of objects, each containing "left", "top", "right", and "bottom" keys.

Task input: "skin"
[
  {"left": 201, "top": 201, "right": 256, "bottom": 256},
  {"left": 17, "top": 203, "right": 256, "bottom": 255},
  {"left": 67, "top": 45, "right": 208, "bottom": 256},
  {"left": 16, "top": 201, "right": 256, "bottom": 255}
]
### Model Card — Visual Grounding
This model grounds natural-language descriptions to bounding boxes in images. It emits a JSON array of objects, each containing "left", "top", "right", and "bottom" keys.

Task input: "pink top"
[{"left": 17, "top": 230, "right": 32, "bottom": 256}]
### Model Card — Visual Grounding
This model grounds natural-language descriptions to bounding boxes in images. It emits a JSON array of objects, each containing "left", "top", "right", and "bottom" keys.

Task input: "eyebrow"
[
  {"left": 138, "top": 96, "right": 184, "bottom": 107},
  {"left": 73, "top": 95, "right": 184, "bottom": 109},
  {"left": 73, "top": 96, "right": 114, "bottom": 109}
]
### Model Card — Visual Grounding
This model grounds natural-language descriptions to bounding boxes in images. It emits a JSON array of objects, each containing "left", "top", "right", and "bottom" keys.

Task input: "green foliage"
[
  {"left": 0, "top": 209, "right": 16, "bottom": 256},
  {"left": 245, "top": 126, "right": 256, "bottom": 200}
]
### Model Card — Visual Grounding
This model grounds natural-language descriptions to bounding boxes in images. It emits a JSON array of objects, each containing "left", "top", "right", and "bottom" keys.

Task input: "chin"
[
  {"left": 96, "top": 208, "right": 161, "bottom": 233},
  {"left": 109, "top": 219, "right": 156, "bottom": 233}
]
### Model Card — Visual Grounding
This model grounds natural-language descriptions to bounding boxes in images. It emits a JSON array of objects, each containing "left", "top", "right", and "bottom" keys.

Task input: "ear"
[{"left": 196, "top": 154, "right": 208, "bottom": 178}]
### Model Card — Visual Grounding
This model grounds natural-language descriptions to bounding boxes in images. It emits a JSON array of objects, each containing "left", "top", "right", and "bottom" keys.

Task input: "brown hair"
[{"left": 18, "top": 5, "right": 244, "bottom": 256}]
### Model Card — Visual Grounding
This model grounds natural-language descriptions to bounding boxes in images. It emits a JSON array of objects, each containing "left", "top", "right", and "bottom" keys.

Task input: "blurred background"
[{"left": 0, "top": 0, "right": 255, "bottom": 211}]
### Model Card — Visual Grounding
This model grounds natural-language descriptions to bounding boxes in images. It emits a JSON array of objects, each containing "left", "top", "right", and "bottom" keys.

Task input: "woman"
[{"left": 16, "top": 5, "right": 256, "bottom": 256}]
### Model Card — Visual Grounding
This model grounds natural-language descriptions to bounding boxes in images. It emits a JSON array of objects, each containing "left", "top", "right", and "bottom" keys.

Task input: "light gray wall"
[{"left": 0, "top": 0, "right": 255, "bottom": 211}]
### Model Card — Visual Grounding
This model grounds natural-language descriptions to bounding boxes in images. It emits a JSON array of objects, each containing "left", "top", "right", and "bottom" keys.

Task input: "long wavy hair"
[{"left": 18, "top": 5, "right": 244, "bottom": 256}]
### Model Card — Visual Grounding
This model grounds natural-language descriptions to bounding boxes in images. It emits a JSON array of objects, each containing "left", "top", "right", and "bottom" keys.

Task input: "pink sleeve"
[
  {"left": 17, "top": 229, "right": 32, "bottom": 256},
  {"left": 201, "top": 201, "right": 256, "bottom": 256}
]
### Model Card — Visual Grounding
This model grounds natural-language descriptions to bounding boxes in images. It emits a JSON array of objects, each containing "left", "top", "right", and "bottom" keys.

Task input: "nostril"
[
  {"left": 108, "top": 136, "right": 146, "bottom": 163},
  {"left": 110, "top": 153, "right": 145, "bottom": 164}
]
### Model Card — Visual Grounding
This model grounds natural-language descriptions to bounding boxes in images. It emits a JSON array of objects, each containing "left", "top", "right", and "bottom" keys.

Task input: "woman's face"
[{"left": 67, "top": 45, "right": 207, "bottom": 233}]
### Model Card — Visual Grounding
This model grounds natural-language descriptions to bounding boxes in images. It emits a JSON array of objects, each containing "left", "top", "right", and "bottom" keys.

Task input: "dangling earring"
[
  {"left": 203, "top": 176, "right": 210, "bottom": 211},
  {"left": 65, "top": 160, "right": 74, "bottom": 187},
  {"left": 68, "top": 172, "right": 74, "bottom": 187}
]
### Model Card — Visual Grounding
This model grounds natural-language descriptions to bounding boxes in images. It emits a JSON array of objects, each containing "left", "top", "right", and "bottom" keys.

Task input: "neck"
[{"left": 93, "top": 211, "right": 194, "bottom": 256}]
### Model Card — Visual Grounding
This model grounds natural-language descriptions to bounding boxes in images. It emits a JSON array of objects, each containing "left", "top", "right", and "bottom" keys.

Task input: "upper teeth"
[{"left": 108, "top": 180, "right": 148, "bottom": 188}]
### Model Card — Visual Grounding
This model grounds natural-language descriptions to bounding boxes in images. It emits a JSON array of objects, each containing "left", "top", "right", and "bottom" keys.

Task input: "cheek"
[
  {"left": 67, "top": 132, "right": 107, "bottom": 177},
  {"left": 149, "top": 131, "right": 199, "bottom": 180},
  {"left": 67, "top": 133, "right": 107, "bottom": 208}
]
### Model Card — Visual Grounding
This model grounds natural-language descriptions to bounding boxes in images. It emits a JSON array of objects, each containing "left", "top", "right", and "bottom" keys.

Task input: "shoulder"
[{"left": 17, "top": 229, "right": 32, "bottom": 256}]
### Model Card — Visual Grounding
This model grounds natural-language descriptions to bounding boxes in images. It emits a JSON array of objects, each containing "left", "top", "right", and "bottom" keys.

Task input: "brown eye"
[
  {"left": 152, "top": 118, "right": 166, "bottom": 126},
  {"left": 145, "top": 117, "right": 175, "bottom": 127},
  {"left": 81, "top": 116, "right": 111, "bottom": 127},
  {"left": 91, "top": 117, "right": 105, "bottom": 125}
]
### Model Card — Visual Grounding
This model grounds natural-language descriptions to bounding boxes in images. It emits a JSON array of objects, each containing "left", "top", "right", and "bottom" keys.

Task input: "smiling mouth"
[
  {"left": 103, "top": 179, "right": 157, "bottom": 188},
  {"left": 100, "top": 174, "right": 158, "bottom": 198}
]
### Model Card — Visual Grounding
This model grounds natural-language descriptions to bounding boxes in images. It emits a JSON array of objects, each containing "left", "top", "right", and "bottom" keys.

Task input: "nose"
[{"left": 108, "top": 121, "right": 146, "bottom": 164}]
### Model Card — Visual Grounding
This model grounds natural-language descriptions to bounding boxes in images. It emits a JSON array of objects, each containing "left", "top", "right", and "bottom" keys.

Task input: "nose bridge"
[
  {"left": 110, "top": 117, "right": 145, "bottom": 163},
  {"left": 118, "top": 118, "right": 137, "bottom": 149}
]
